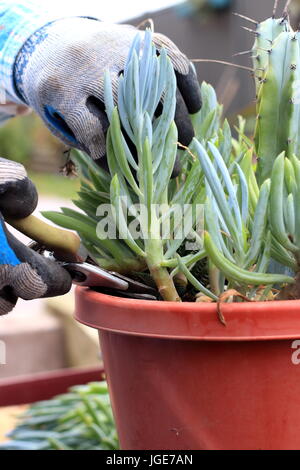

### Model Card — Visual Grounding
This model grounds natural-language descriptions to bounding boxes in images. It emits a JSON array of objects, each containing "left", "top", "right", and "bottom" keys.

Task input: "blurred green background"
[
  {"left": 0, "top": 105, "right": 254, "bottom": 201},
  {"left": 0, "top": 113, "right": 79, "bottom": 199}
]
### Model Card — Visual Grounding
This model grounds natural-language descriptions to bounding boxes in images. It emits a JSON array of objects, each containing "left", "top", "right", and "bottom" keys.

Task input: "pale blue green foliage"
[
  {"left": 44, "top": 32, "right": 177, "bottom": 272},
  {"left": 44, "top": 30, "right": 205, "bottom": 300},
  {"left": 104, "top": 31, "right": 178, "bottom": 239},
  {"left": 269, "top": 153, "right": 300, "bottom": 272},
  {"left": 45, "top": 20, "right": 299, "bottom": 301},
  {"left": 191, "top": 82, "right": 222, "bottom": 141},
  {"left": 190, "top": 138, "right": 294, "bottom": 296},
  {"left": 182, "top": 78, "right": 294, "bottom": 294},
  {"left": 0, "top": 382, "right": 118, "bottom": 451}
]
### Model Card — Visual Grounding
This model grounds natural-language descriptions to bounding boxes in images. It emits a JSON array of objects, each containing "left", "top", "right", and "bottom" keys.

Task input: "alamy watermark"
[
  {"left": 0, "top": 340, "right": 6, "bottom": 365},
  {"left": 95, "top": 200, "right": 204, "bottom": 250}
]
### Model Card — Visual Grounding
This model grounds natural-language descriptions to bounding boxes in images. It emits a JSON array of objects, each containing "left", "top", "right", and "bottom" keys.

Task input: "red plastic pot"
[{"left": 75, "top": 286, "right": 300, "bottom": 450}]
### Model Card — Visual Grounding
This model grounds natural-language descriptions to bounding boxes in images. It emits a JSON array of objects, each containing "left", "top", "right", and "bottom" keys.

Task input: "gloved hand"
[
  {"left": 14, "top": 18, "right": 201, "bottom": 163},
  {"left": 0, "top": 158, "right": 72, "bottom": 315}
]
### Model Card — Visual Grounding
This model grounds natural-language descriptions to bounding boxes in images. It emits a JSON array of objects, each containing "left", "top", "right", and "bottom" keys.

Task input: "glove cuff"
[
  {"left": 0, "top": 1, "right": 101, "bottom": 104},
  {"left": 13, "top": 16, "right": 102, "bottom": 105}
]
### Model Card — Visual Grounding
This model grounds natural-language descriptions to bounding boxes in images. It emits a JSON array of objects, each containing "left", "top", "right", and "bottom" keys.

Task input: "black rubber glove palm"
[{"left": 0, "top": 158, "right": 72, "bottom": 315}]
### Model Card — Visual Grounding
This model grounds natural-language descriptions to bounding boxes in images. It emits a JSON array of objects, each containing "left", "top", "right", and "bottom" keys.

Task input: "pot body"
[{"left": 75, "top": 287, "right": 300, "bottom": 450}]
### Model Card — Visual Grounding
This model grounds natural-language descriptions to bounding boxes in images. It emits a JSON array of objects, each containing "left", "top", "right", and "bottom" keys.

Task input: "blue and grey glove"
[
  {"left": 14, "top": 18, "right": 201, "bottom": 164},
  {"left": 0, "top": 158, "right": 72, "bottom": 315}
]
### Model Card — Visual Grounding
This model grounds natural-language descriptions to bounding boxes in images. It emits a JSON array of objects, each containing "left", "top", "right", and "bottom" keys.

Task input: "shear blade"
[{"left": 65, "top": 263, "right": 129, "bottom": 290}]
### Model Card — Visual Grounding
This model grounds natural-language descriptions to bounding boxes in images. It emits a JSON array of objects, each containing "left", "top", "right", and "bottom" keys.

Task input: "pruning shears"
[
  {"left": 8, "top": 215, "right": 158, "bottom": 300},
  {"left": 45, "top": 253, "right": 158, "bottom": 300}
]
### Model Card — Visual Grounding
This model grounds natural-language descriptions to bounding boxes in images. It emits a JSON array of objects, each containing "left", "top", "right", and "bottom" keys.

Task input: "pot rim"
[{"left": 75, "top": 287, "right": 300, "bottom": 341}]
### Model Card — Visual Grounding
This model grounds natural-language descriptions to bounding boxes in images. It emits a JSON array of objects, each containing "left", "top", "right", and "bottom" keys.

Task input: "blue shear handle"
[{"left": 0, "top": 219, "right": 20, "bottom": 266}]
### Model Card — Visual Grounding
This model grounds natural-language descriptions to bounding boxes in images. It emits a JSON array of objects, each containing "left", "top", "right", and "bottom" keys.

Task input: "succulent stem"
[{"left": 145, "top": 239, "right": 180, "bottom": 302}]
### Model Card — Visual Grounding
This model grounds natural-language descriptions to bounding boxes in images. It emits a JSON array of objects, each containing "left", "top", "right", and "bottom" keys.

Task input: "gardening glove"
[
  {"left": 0, "top": 158, "right": 72, "bottom": 315},
  {"left": 14, "top": 18, "right": 202, "bottom": 164}
]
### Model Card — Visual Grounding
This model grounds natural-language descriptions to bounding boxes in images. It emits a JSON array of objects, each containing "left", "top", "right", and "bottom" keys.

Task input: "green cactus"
[{"left": 253, "top": 16, "right": 300, "bottom": 183}]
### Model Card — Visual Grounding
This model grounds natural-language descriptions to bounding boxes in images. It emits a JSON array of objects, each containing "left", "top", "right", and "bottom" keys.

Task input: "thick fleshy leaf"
[
  {"left": 270, "top": 153, "right": 299, "bottom": 253},
  {"left": 110, "top": 175, "right": 146, "bottom": 257},
  {"left": 154, "top": 122, "right": 178, "bottom": 203},
  {"left": 245, "top": 179, "right": 270, "bottom": 268},
  {"left": 204, "top": 232, "right": 294, "bottom": 286},
  {"left": 176, "top": 254, "right": 217, "bottom": 301}
]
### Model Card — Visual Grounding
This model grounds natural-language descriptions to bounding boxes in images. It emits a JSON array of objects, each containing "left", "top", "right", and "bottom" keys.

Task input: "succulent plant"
[
  {"left": 45, "top": 7, "right": 300, "bottom": 304},
  {"left": 45, "top": 31, "right": 202, "bottom": 302},
  {"left": 0, "top": 382, "right": 118, "bottom": 451}
]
